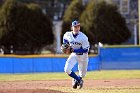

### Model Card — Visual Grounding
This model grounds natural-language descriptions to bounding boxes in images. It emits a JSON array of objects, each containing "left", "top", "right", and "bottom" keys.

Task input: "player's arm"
[
  {"left": 62, "top": 33, "right": 69, "bottom": 44},
  {"left": 61, "top": 32, "right": 71, "bottom": 54}
]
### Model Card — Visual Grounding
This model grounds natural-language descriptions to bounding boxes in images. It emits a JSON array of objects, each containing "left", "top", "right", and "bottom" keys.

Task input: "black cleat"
[
  {"left": 72, "top": 79, "right": 78, "bottom": 89},
  {"left": 78, "top": 79, "right": 84, "bottom": 89}
]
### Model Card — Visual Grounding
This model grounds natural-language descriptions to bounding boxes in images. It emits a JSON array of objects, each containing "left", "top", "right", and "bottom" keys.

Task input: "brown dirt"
[{"left": 0, "top": 79, "right": 140, "bottom": 93}]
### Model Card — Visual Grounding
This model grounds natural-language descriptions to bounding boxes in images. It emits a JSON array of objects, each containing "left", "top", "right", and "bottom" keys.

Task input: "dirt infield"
[{"left": 0, "top": 79, "right": 140, "bottom": 93}]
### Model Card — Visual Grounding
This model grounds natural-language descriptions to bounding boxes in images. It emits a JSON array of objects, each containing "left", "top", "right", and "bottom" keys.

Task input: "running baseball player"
[{"left": 61, "top": 20, "right": 90, "bottom": 89}]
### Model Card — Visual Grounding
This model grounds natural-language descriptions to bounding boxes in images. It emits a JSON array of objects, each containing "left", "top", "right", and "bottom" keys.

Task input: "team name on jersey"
[{"left": 70, "top": 41, "right": 82, "bottom": 46}]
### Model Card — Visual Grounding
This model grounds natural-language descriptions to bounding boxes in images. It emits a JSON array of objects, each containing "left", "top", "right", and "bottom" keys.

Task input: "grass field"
[
  {"left": 0, "top": 70, "right": 139, "bottom": 81},
  {"left": 0, "top": 70, "right": 140, "bottom": 93}
]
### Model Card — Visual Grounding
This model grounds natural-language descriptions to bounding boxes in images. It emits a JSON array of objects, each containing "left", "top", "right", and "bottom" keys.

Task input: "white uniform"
[{"left": 63, "top": 31, "right": 90, "bottom": 77}]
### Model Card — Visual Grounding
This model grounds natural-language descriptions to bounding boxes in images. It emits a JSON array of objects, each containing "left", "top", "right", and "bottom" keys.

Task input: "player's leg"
[
  {"left": 77, "top": 54, "right": 89, "bottom": 78},
  {"left": 78, "top": 60, "right": 88, "bottom": 78},
  {"left": 64, "top": 53, "right": 80, "bottom": 89},
  {"left": 78, "top": 60, "right": 88, "bottom": 89},
  {"left": 77, "top": 54, "right": 89, "bottom": 89}
]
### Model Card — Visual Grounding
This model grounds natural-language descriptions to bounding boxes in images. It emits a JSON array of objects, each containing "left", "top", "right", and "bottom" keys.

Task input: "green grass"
[
  {"left": 86, "top": 70, "right": 140, "bottom": 80},
  {"left": 0, "top": 70, "right": 139, "bottom": 81}
]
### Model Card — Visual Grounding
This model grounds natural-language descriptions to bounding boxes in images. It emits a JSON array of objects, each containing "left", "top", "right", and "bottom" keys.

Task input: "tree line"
[
  {"left": 0, "top": 0, "right": 131, "bottom": 54},
  {"left": 0, "top": 0, "right": 54, "bottom": 54},
  {"left": 62, "top": 0, "right": 131, "bottom": 45}
]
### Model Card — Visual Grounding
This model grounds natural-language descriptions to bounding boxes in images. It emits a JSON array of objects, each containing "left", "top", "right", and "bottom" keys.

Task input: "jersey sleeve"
[
  {"left": 82, "top": 35, "right": 90, "bottom": 50},
  {"left": 63, "top": 32, "right": 69, "bottom": 44}
]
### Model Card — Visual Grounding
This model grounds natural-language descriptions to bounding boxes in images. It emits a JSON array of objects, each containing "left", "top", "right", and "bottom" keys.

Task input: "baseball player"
[{"left": 61, "top": 20, "right": 90, "bottom": 89}]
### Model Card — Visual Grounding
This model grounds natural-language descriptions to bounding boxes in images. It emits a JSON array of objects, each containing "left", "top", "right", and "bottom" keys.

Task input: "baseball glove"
[{"left": 61, "top": 43, "right": 72, "bottom": 54}]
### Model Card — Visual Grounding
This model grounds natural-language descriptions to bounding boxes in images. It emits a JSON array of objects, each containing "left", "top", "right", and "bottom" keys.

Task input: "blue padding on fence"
[
  {"left": 0, "top": 55, "right": 100, "bottom": 73},
  {"left": 33, "top": 58, "right": 52, "bottom": 72},
  {"left": 88, "top": 56, "right": 101, "bottom": 71},
  {"left": 1, "top": 46, "right": 140, "bottom": 73},
  {"left": 13, "top": 58, "right": 33, "bottom": 73},
  {"left": 0, "top": 58, "right": 13, "bottom": 73},
  {"left": 100, "top": 47, "right": 140, "bottom": 62},
  {"left": 100, "top": 47, "right": 140, "bottom": 69},
  {"left": 51, "top": 58, "right": 67, "bottom": 72}
]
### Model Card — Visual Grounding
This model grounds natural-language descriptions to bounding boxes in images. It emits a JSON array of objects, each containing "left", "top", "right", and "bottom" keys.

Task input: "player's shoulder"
[
  {"left": 64, "top": 31, "right": 72, "bottom": 36},
  {"left": 79, "top": 32, "right": 88, "bottom": 39}
]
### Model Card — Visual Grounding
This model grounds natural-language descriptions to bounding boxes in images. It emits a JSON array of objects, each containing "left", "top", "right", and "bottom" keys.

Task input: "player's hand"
[
  {"left": 61, "top": 43, "right": 71, "bottom": 54},
  {"left": 65, "top": 47, "right": 71, "bottom": 54}
]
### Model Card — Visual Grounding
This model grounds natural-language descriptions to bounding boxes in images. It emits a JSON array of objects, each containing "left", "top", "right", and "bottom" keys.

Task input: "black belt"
[{"left": 76, "top": 53, "right": 83, "bottom": 55}]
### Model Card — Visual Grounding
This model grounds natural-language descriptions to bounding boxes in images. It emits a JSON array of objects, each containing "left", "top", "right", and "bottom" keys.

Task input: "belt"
[{"left": 76, "top": 53, "right": 83, "bottom": 55}]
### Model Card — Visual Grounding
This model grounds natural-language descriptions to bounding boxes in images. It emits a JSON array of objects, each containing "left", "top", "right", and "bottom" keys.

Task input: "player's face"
[{"left": 72, "top": 25, "right": 80, "bottom": 34}]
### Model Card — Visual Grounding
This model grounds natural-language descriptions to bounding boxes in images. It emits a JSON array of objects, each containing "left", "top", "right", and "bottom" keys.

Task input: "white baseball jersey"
[
  {"left": 63, "top": 31, "right": 90, "bottom": 51},
  {"left": 63, "top": 31, "right": 90, "bottom": 77}
]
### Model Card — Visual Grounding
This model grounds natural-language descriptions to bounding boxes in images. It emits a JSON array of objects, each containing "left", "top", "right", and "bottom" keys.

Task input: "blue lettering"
[{"left": 70, "top": 41, "right": 81, "bottom": 45}]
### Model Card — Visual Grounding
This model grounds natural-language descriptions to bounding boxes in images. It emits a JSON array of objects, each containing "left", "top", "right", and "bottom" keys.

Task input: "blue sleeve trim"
[
  {"left": 73, "top": 47, "right": 88, "bottom": 53},
  {"left": 63, "top": 39, "right": 69, "bottom": 44}
]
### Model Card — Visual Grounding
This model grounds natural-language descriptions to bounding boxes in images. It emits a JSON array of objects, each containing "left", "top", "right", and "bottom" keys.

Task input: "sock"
[
  {"left": 78, "top": 75, "right": 82, "bottom": 80},
  {"left": 69, "top": 71, "right": 80, "bottom": 82}
]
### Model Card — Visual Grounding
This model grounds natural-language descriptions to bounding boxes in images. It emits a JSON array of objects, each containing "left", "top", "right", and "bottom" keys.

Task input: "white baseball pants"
[{"left": 64, "top": 53, "right": 89, "bottom": 77}]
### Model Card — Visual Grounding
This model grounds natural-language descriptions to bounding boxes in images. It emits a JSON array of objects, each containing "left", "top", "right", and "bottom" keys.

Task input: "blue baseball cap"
[{"left": 72, "top": 20, "right": 80, "bottom": 27}]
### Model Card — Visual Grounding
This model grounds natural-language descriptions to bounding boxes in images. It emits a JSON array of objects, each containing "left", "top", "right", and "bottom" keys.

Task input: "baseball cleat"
[
  {"left": 72, "top": 79, "right": 78, "bottom": 89},
  {"left": 78, "top": 79, "right": 84, "bottom": 89}
]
